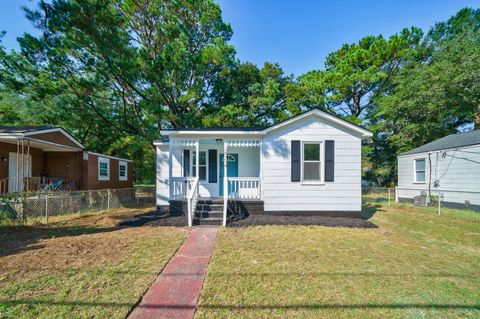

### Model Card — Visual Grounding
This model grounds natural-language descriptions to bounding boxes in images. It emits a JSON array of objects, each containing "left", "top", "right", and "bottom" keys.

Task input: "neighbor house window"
[
  {"left": 303, "top": 142, "right": 322, "bottom": 182},
  {"left": 414, "top": 158, "right": 426, "bottom": 183},
  {"left": 98, "top": 157, "right": 110, "bottom": 181},
  {"left": 119, "top": 161, "right": 128, "bottom": 181},
  {"left": 192, "top": 151, "right": 207, "bottom": 181}
]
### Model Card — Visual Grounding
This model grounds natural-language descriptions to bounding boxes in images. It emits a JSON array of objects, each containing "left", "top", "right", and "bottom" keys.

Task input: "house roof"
[
  {"left": 399, "top": 130, "right": 480, "bottom": 156},
  {"left": 0, "top": 126, "right": 55, "bottom": 133},
  {"left": 157, "top": 109, "right": 373, "bottom": 141},
  {"left": 0, "top": 126, "right": 132, "bottom": 162}
]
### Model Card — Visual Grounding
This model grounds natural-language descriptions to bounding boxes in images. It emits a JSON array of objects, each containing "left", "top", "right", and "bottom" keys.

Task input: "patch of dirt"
[
  {"left": 0, "top": 230, "right": 133, "bottom": 274},
  {"left": 0, "top": 207, "right": 186, "bottom": 278},
  {"left": 227, "top": 215, "right": 378, "bottom": 228}
]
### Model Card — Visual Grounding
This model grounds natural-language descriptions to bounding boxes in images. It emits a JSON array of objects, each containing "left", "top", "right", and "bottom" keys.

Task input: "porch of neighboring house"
[
  {"left": 0, "top": 138, "right": 83, "bottom": 194},
  {"left": 167, "top": 138, "right": 263, "bottom": 226}
]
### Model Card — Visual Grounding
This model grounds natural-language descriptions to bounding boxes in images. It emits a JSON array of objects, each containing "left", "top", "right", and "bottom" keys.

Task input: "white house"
[
  {"left": 154, "top": 109, "right": 372, "bottom": 226},
  {"left": 397, "top": 130, "right": 480, "bottom": 208}
]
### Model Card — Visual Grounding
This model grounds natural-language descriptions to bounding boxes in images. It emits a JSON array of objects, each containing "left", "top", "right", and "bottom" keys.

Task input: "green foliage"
[
  {"left": 368, "top": 8, "right": 480, "bottom": 184},
  {"left": 0, "top": 3, "right": 478, "bottom": 186}
]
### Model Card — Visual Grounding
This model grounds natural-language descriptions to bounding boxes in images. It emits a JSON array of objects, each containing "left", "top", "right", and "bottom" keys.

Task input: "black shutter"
[
  {"left": 183, "top": 149, "right": 190, "bottom": 177},
  {"left": 325, "top": 140, "right": 335, "bottom": 182},
  {"left": 291, "top": 140, "right": 301, "bottom": 182},
  {"left": 208, "top": 149, "right": 217, "bottom": 183}
]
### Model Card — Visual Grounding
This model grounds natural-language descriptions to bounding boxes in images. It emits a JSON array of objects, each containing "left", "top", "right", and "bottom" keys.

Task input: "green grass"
[
  {"left": 0, "top": 210, "right": 188, "bottom": 319},
  {"left": 196, "top": 203, "right": 480, "bottom": 319}
]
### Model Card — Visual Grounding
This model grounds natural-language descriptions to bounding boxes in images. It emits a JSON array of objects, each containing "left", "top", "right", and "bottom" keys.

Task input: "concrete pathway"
[{"left": 128, "top": 227, "right": 218, "bottom": 319}]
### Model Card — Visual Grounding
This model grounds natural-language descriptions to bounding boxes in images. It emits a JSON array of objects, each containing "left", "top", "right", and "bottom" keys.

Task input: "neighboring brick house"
[{"left": 0, "top": 126, "right": 133, "bottom": 193}]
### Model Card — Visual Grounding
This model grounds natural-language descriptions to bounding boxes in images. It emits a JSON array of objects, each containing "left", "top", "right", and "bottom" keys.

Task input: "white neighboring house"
[
  {"left": 154, "top": 109, "right": 372, "bottom": 226},
  {"left": 397, "top": 130, "right": 480, "bottom": 208}
]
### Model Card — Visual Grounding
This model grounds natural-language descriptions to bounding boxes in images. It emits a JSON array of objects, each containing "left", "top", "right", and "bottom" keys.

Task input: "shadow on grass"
[
  {"left": 361, "top": 203, "right": 383, "bottom": 220},
  {"left": 2, "top": 298, "right": 479, "bottom": 311}
]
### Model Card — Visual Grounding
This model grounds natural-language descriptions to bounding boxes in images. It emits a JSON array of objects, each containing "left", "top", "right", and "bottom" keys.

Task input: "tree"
[
  {"left": 368, "top": 8, "right": 480, "bottom": 185},
  {"left": 323, "top": 28, "right": 423, "bottom": 118},
  {"left": 204, "top": 61, "right": 294, "bottom": 127},
  {"left": 1, "top": 0, "right": 236, "bottom": 182}
]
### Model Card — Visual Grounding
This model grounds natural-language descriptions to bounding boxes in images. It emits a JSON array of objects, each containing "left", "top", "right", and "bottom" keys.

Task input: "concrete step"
[
  {"left": 194, "top": 217, "right": 223, "bottom": 226},
  {"left": 196, "top": 203, "right": 223, "bottom": 211},
  {"left": 197, "top": 199, "right": 223, "bottom": 205},
  {"left": 195, "top": 211, "right": 223, "bottom": 218}
]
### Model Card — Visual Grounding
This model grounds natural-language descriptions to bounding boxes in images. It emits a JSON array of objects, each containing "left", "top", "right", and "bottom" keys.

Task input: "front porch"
[
  {"left": 0, "top": 137, "right": 83, "bottom": 194},
  {"left": 167, "top": 138, "right": 263, "bottom": 226}
]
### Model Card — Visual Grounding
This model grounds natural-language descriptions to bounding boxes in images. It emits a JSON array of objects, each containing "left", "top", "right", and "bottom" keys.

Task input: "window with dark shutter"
[
  {"left": 208, "top": 149, "right": 217, "bottom": 183},
  {"left": 183, "top": 149, "right": 190, "bottom": 177},
  {"left": 291, "top": 140, "right": 301, "bottom": 182},
  {"left": 325, "top": 140, "right": 335, "bottom": 182}
]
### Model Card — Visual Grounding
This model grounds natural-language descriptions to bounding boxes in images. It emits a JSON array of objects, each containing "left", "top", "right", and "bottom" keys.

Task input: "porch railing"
[
  {"left": 187, "top": 177, "right": 199, "bottom": 227},
  {"left": 1, "top": 177, "right": 79, "bottom": 194},
  {"left": 171, "top": 177, "right": 196, "bottom": 199},
  {"left": 227, "top": 177, "right": 261, "bottom": 200}
]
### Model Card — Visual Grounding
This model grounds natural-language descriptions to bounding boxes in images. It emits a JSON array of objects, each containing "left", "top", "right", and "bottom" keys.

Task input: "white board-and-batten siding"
[
  {"left": 262, "top": 117, "right": 362, "bottom": 212},
  {"left": 397, "top": 144, "right": 480, "bottom": 205}
]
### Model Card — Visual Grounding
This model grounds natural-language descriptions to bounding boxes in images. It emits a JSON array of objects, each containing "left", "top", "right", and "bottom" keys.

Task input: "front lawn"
[
  {"left": 0, "top": 207, "right": 188, "bottom": 319},
  {"left": 197, "top": 204, "right": 480, "bottom": 318}
]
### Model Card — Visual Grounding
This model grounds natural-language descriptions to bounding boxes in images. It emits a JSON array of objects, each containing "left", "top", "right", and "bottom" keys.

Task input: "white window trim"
[
  {"left": 301, "top": 141, "right": 325, "bottom": 185},
  {"left": 413, "top": 157, "right": 426, "bottom": 184},
  {"left": 191, "top": 150, "right": 208, "bottom": 183},
  {"left": 119, "top": 160, "right": 128, "bottom": 181},
  {"left": 98, "top": 157, "right": 110, "bottom": 181}
]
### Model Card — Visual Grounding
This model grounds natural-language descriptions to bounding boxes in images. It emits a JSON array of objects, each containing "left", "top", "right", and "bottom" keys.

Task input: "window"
[
  {"left": 192, "top": 151, "right": 207, "bottom": 181},
  {"left": 98, "top": 157, "right": 110, "bottom": 181},
  {"left": 414, "top": 158, "right": 426, "bottom": 183},
  {"left": 119, "top": 161, "right": 128, "bottom": 181},
  {"left": 303, "top": 142, "right": 322, "bottom": 182}
]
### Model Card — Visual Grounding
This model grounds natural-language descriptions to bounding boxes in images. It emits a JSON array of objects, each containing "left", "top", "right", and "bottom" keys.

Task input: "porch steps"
[{"left": 194, "top": 199, "right": 224, "bottom": 226}]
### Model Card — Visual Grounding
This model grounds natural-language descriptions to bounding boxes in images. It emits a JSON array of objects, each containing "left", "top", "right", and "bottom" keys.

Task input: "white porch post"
[
  {"left": 195, "top": 139, "right": 200, "bottom": 181},
  {"left": 259, "top": 139, "right": 263, "bottom": 199},
  {"left": 168, "top": 141, "right": 173, "bottom": 200},
  {"left": 223, "top": 141, "right": 228, "bottom": 226}
]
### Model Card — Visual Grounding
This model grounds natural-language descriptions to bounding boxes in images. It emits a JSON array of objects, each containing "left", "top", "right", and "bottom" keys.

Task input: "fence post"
[
  {"left": 388, "top": 188, "right": 391, "bottom": 206},
  {"left": 136, "top": 188, "right": 140, "bottom": 206},
  {"left": 395, "top": 186, "right": 398, "bottom": 203},
  {"left": 107, "top": 189, "right": 110, "bottom": 210},
  {"left": 45, "top": 193, "right": 48, "bottom": 224},
  {"left": 437, "top": 189, "right": 441, "bottom": 216}
]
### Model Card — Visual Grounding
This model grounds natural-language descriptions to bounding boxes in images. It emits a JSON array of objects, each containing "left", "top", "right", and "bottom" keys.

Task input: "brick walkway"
[{"left": 128, "top": 227, "right": 218, "bottom": 319}]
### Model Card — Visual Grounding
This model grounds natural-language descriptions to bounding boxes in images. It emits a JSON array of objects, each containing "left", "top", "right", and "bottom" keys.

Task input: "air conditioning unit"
[{"left": 413, "top": 195, "right": 428, "bottom": 206}]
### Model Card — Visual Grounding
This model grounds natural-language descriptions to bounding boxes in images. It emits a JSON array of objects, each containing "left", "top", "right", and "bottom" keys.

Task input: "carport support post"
[{"left": 223, "top": 141, "right": 228, "bottom": 226}]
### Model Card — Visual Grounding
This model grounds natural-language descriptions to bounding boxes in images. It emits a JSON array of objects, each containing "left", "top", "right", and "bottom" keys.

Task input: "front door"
[{"left": 219, "top": 153, "right": 238, "bottom": 196}]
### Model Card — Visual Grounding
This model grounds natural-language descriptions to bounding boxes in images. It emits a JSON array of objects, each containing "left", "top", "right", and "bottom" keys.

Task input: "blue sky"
[{"left": 1, "top": 0, "right": 478, "bottom": 75}]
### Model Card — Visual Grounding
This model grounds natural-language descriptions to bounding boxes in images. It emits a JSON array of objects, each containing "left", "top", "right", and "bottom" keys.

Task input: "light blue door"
[{"left": 219, "top": 154, "right": 238, "bottom": 196}]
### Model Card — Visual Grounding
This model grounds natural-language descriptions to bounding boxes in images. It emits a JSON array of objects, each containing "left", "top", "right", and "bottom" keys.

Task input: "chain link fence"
[
  {"left": 0, "top": 186, "right": 155, "bottom": 224},
  {"left": 362, "top": 186, "right": 480, "bottom": 215},
  {"left": 362, "top": 187, "right": 394, "bottom": 206},
  {"left": 395, "top": 187, "right": 480, "bottom": 214}
]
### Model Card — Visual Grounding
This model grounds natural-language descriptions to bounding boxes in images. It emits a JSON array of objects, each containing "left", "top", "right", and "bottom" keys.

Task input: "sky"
[{"left": 1, "top": 0, "right": 479, "bottom": 76}]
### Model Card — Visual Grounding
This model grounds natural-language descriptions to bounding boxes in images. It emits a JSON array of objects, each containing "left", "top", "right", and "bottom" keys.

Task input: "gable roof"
[
  {"left": 0, "top": 126, "right": 53, "bottom": 133},
  {"left": 158, "top": 109, "right": 373, "bottom": 139},
  {"left": 399, "top": 130, "right": 480, "bottom": 156},
  {"left": 0, "top": 126, "right": 85, "bottom": 149}
]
